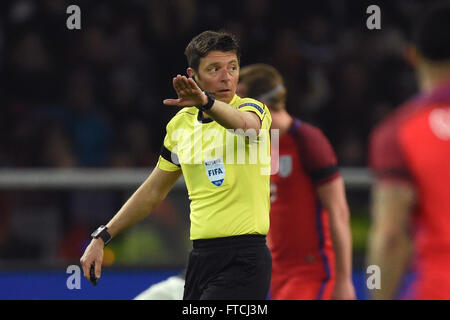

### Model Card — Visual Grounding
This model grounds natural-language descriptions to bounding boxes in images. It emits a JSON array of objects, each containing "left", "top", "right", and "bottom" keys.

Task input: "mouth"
[{"left": 216, "top": 89, "right": 231, "bottom": 94}]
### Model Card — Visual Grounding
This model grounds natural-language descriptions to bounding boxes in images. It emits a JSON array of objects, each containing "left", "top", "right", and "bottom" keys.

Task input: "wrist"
[
  {"left": 201, "top": 92, "right": 208, "bottom": 106},
  {"left": 92, "top": 237, "right": 106, "bottom": 247},
  {"left": 91, "top": 225, "right": 112, "bottom": 246},
  {"left": 335, "top": 274, "right": 353, "bottom": 283},
  {"left": 199, "top": 91, "right": 215, "bottom": 111}
]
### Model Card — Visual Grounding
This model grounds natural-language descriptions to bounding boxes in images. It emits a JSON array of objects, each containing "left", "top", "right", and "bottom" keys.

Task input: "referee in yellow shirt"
[{"left": 80, "top": 31, "right": 273, "bottom": 300}]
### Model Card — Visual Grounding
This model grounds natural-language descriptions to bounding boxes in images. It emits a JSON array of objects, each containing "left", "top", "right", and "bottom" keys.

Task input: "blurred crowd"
[
  {"left": 0, "top": 0, "right": 435, "bottom": 168},
  {"left": 0, "top": 0, "right": 440, "bottom": 264}
]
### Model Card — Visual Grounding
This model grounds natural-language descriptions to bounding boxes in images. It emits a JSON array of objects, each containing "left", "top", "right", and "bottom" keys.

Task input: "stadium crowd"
[
  {"left": 0, "top": 0, "right": 438, "bottom": 265},
  {"left": 0, "top": 0, "right": 426, "bottom": 168}
]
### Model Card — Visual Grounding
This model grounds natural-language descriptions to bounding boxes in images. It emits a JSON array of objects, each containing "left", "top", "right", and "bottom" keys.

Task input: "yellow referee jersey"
[{"left": 157, "top": 95, "right": 272, "bottom": 240}]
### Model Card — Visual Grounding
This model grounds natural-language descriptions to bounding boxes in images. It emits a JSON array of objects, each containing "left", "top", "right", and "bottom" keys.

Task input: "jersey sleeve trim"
[
  {"left": 160, "top": 144, "right": 180, "bottom": 167},
  {"left": 238, "top": 103, "right": 267, "bottom": 121},
  {"left": 310, "top": 165, "right": 340, "bottom": 184},
  {"left": 156, "top": 156, "right": 181, "bottom": 172},
  {"left": 238, "top": 102, "right": 264, "bottom": 115}
]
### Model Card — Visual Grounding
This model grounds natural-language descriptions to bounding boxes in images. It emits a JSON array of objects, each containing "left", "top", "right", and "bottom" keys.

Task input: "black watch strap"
[
  {"left": 199, "top": 91, "right": 215, "bottom": 111},
  {"left": 91, "top": 225, "right": 112, "bottom": 246}
]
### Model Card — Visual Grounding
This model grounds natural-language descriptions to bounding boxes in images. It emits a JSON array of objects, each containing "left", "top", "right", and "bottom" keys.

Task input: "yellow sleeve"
[
  {"left": 261, "top": 105, "right": 272, "bottom": 131},
  {"left": 236, "top": 98, "right": 272, "bottom": 140},
  {"left": 237, "top": 99, "right": 267, "bottom": 121},
  {"left": 156, "top": 156, "right": 181, "bottom": 172},
  {"left": 156, "top": 120, "right": 182, "bottom": 172}
]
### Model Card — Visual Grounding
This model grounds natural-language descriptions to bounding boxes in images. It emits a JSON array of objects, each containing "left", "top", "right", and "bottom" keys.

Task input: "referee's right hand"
[{"left": 80, "top": 238, "right": 104, "bottom": 283}]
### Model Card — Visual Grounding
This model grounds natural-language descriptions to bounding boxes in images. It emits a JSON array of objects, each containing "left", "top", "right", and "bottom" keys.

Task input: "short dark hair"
[
  {"left": 185, "top": 31, "right": 241, "bottom": 72},
  {"left": 414, "top": 2, "right": 450, "bottom": 62}
]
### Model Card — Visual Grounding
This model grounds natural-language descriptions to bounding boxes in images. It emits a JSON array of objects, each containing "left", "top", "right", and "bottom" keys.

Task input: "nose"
[{"left": 219, "top": 69, "right": 233, "bottom": 82}]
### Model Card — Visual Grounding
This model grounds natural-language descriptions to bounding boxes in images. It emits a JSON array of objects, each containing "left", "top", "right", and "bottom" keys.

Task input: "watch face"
[{"left": 91, "top": 226, "right": 106, "bottom": 238}]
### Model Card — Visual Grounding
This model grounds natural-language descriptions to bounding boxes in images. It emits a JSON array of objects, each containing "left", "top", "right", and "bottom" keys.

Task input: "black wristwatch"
[
  {"left": 91, "top": 225, "right": 112, "bottom": 246},
  {"left": 198, "top": 91, "right": 215, "bottom": 111}
]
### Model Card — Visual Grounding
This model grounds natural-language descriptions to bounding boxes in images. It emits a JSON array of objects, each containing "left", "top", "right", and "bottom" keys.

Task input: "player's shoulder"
[
  {"left": 292, "top": 120, "right": 330, "bottom": 145},
  {"left": 296, "top": 120, "right": 324, "bottom": 135},
  {"left": 289, "top": 119, "right": 338, "bottom": 173},
  {"left": 235, "top": 96, "right": 267, "bottom": 113},
  {"left": 236, "top": 96, "right": 264, "bottom": 106},
  {"left": 370, "top": 98, "right": 423, "bottom": 147},
  {"left": 368, "top": 99, "right": 424, "bottom": 175},
  {"left": 166, "top": 107, "right": 198, "bottom": 130},
  {"left": 288, "top": 119, "right": 338, "bottom": 163},
  {"left": 173, "top": 106, "right": 198, "bottom": 119}
]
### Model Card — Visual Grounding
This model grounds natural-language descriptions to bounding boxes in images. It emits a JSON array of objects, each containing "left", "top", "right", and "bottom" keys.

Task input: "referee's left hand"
[{"left": 163, "top": 75, "right": 208, "bottom": 108}]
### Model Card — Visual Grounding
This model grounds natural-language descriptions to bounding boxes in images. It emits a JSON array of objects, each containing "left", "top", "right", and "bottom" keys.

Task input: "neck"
[
  {"left": 417, "top": 60, "right": 450, "bottom": 93},
  {"left": 278, "top": 110, "right": 294, "bottom": 136}
]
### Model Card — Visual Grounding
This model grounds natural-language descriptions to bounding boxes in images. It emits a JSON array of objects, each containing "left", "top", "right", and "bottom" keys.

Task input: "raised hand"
[{"left": 163, "top": 75, "right": 207, "bottom": 108}]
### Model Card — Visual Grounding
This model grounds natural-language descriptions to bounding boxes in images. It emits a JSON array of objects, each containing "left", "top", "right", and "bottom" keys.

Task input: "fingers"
[
  {"left": 173, "top": 75, "right": 200, "bottom": 94},
  {"left": 165, "top": 74, "right": 204, "bottom": 107},
  {"left": 81, "top": 258, "right": 102, "bottom": 281},
  {"left": 95, "top": 260, "right": 102, "bottom": 279},
  {"left": 80, "top": 241, "right": 103, "bottom": 281},
  {"left": 173, "top": 75, "right": 184, "bottom": 93},
  {"left": 80, "top": 256, "right": 91, "bottom": 280},
  {"left": 163, "top": 98, "right": 182, "bottom": 106},
  {"left": 173, "top": 75, "right": 188, "bottom": 94},
  {"left": 186, "top": 77, "right": 199, "bottom": 90}
]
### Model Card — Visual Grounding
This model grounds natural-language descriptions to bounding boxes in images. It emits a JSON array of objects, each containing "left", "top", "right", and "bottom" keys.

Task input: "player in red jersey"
[
  {"left": 367, "top": 3, "right": 450, "bottom": 300},
  {"left": 238, "top": 64, "right": 355, "bottom": 300}
]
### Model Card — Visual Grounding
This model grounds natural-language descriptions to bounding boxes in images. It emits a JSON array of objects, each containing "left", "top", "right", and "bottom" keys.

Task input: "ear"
[{"left": 187, "top": 68, "right": 196, "bottom": 79}]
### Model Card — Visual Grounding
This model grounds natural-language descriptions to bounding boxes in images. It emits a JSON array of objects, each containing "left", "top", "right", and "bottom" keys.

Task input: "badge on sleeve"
[
  {"left": 205, "top": 157, "right": 225, "bottom": 186},
  {"left": 279, "top": 155, "right": 292, "bottom": 178}
]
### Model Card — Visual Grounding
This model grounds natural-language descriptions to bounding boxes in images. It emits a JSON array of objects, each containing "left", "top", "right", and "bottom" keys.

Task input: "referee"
[{"left": 80, "top": 31, "right": 273, "bottom": 300}]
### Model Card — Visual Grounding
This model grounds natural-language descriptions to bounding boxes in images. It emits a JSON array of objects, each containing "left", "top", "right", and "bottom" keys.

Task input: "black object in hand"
[{"left": 89, "top": 264, "right": 98, "bottom": 286}]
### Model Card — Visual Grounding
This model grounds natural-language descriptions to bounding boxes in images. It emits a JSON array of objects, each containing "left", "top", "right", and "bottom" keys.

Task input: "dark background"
[
  {"left": 0, "top": 0, "right": 426, "bottom": 169},
  {"left": 0, "top": 0, "right": 441, "bottom": 299}
]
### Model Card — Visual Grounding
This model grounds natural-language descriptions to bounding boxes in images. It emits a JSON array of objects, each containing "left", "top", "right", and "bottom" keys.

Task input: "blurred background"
[{"left": 0, "top": 0, "right": 440, "bottom": 299}]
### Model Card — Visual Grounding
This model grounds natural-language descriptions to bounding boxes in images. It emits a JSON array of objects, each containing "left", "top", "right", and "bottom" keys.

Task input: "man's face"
[{"left": 190, "top": 50, "right": 239, "bottom": 104}]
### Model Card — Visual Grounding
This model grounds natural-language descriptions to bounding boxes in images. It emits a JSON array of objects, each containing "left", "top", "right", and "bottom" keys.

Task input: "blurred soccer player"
[
  {"left": 134, "top": 270, "right": 185, "bottom": 300},
  {"left": 238, "top": 64, "right": 356, "bottom": 300},
  {"left": 81, "top": 31, "right": 273, "bottom": 300},
  {"left": 367, "top": 3, "right": 450, "bottom": 299}
]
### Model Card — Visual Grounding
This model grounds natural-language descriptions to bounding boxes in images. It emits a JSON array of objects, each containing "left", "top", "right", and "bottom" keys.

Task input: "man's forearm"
[
  {"left": 105, "top": 184, "right": 161, "bottom": 238},
  {"left": 367, "top": 182, "right": 415, "bottom": 299},
  {"left": 367, "top": 228, "right": 412, "bottom": 299},
  {"left": 203, "top": 100, "right": 260, "bottom": 131},
  {"left": 318, "top": 178, "right": 353, "bottom": 282},
  {"left": 328, "top": 206, "right": 353, "bottom": 281},
  {"left": 105, "top": 168, "right": 181, "bottom": 239}
]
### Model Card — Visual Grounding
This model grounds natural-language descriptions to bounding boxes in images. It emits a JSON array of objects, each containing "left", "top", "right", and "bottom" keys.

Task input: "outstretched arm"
[
  {"left": 80, "top": 168, "right": 182, "bottom": 281},
  {"left": 163, "top": 75, "right": 261, "bottom": 131}
]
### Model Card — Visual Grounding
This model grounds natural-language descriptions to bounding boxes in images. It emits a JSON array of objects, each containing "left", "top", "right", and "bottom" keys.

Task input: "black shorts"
[{"left": 183, "top": 234, "right": 272, "bottom": 300}]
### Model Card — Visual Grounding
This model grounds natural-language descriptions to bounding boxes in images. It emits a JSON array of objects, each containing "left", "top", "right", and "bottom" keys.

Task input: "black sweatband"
[{"left": 199, "top": 91, "right": 215, "bottom": 111}]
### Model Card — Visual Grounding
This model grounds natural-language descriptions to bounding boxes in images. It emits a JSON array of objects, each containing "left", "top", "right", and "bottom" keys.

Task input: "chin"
[{"left": 215, "top": 92, "right": 234, "bottom": 103}]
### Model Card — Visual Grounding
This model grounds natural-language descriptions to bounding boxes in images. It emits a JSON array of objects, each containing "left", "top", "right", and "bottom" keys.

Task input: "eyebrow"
[{"left": 205, "top": 60, "right": 239, "bottom": 68}]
